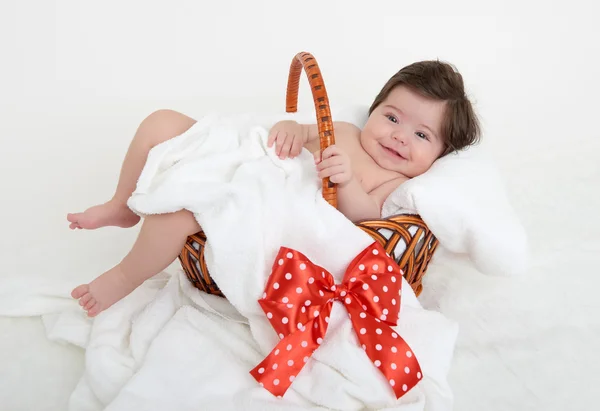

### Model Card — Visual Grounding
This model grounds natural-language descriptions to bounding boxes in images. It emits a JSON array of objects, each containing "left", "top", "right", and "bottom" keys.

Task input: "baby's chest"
[{"left": 336, "top": 137, "right": 398, "bottom": 194}]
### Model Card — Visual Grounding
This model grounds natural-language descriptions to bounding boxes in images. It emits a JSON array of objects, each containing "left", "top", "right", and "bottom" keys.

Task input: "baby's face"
[{"left": 360, "top": 86, "right": 446, "bottom": 178}]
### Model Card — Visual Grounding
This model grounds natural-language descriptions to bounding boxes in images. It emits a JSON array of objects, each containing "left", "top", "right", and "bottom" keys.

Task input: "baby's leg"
[
  {"left": 71, "top": 209, "right": 201, "bottom": 317},
  {"left": 67, "top": 109, "right": 197, "bottom": 230}
]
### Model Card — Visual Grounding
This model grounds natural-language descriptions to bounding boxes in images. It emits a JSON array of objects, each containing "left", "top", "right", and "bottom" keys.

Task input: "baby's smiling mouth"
[{"left": 381, "top": 144, "right": 406, "bottom": 160}]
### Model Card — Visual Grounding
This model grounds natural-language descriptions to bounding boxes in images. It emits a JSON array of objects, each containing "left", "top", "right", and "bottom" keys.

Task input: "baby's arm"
[
  {"left": 336, "top": 178, "right": 382, "bottom": 222},
  {"left": 302, "top": 121, "right": 358, "bottom": 144},
  {"left": 314, "top": 145, "right": 382, "bottom": 222},
  {"left": 268, "top": 121, "right": 356, "bottom": 159}
]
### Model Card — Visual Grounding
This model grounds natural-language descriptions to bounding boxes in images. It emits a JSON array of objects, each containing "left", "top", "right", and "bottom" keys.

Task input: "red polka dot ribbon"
[{"left": 250, "top": 241, "right": 422, "bottom": 398}]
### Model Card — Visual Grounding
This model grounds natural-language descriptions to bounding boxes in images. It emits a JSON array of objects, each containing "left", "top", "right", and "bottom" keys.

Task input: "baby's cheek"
[{"left": 412, "top": 156, "right": 435, "bottom": 177}]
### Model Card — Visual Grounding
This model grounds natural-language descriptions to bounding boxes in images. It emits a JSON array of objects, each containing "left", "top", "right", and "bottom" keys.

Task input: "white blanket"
[
  {"left": 382, "top": 145, "right": 527, "bottom": 278},
  {"left": 38, "top": 112, "right": 456, "bottom": 411},
  {"left": 0, "top": 113, "right": 457, "bottom": 410},
  {"left": 334, "top": 104, "right": 528, "bottom": 278}
]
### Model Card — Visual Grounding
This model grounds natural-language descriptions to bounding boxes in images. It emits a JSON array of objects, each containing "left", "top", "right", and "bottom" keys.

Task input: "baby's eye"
[
  {"left": 386, "top": 114, "right": 398, "bottom": 123},
  {"left": 415, "top": 132, "right": 429, "bottom": 140}
]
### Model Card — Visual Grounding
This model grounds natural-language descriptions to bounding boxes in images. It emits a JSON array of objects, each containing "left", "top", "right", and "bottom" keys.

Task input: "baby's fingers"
[
  {"left": 316, "top": 155, "right": 344, "bottom": 171},
  {"left": 318, "top": 164, "right": 345, "bottom": 179},
  {"left": 274, "top": 132, "right": 288, "bottom": 156},
  {"left": 279, "top": 134, "right": 296, "bottom": 159},
  {"left": 267, "top": 129, "right": 279, "bottom": 148},
  {"left": 318, "top": 165, "right": 352, "bottom": 185},
  {"left": 321, "top": 144, "right": 343, "bottom": 159},
  {"left": 290, "top": 135, "right": 304, "bottom": 157},
  {"left": 313, "top": 150, "right": 322, "bottom": 163}
]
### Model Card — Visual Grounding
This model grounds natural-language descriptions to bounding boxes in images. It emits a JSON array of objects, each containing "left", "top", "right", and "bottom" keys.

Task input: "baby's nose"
[{"left": 392, "top": 131, "right": 408, "bottom": 145}]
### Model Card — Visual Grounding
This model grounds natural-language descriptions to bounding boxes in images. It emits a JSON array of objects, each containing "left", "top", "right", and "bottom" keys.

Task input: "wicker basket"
[{"left": 178, "top": 52, "right": 439, "bottom": 298}]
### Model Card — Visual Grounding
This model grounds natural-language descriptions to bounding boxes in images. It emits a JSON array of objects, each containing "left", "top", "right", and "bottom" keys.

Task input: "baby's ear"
[{"left": 439, "top": 144, "right": 453, "bottom": 158}]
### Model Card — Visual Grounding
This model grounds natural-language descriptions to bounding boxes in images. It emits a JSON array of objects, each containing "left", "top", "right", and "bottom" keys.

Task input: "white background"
[{"left": 1, "top": 1, "right": 599, "bottom": 410}]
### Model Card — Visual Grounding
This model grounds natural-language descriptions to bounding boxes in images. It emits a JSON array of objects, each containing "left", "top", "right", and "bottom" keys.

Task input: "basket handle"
[{"left": 285, "top": 52, "right": 337, "bottom": 209}]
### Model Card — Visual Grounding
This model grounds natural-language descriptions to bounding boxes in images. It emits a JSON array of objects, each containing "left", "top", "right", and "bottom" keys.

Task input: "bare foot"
[
  {"left": 71, "top": 265, "right": 140, "bottom": 317},
  {"left": 67, "top": 199, "right": 140, "bottom": 230}
]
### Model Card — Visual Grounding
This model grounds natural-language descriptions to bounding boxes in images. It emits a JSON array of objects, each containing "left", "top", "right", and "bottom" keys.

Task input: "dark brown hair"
[{"left": 368, "top": 60, "right": 481, "bottom": 155}]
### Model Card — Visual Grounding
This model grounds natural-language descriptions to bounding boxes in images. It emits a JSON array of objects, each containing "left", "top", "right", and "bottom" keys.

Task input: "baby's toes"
[
  {"left": 71, "top": 284, "right": 89, "bottom": 299},
  {"left": 79, "top": 293, "right": 93, "bottom": 307},
  {"left": 87, "top": 303, "right": 102, "bottom": 318},
  {"left": 66, "top": 213, "right": 80, "bottom": 223},
  {"left": 84, "top": 297, "right": 97, "bottom": 311}
]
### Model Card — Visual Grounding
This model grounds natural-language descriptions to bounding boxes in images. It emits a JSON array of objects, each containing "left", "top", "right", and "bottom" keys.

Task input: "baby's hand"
[
  {"left": 267, "top": 120, "right": 306, "bottom": 159},
  {"left": 314, "top": 145, "right": 353, "bottom": 186}
]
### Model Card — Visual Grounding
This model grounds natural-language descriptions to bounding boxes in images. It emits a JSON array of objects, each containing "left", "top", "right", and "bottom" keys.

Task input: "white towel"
[
  {"left": 334, "top": 104, "right": 528, "bottom": 277},
  {"left": 382, "top": 145, "right": 528, "bottom": 277},
  {"left": 126, "top": 112, "right": 457, "bottom": 410},
  {"left": 0, "top": 112, "right": 458, "bottom": 411}
]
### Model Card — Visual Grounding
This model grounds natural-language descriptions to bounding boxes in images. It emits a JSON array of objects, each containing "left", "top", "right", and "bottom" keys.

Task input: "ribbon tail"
[
  {"left": 351, "top": 314, "right": 423, "bottom": 399},
  {"left": 250, "top": 318, "right": 325, "bottom": 397}
]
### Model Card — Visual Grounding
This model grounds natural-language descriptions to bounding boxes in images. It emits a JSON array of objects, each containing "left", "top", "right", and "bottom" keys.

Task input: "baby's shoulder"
[
  {"left": 305, "top": 121, "right": 361, "bottom": 153},
  {"left": 334, "top": 121, "right": 362, "bottom": 138},
  {"left": 333, "top": 122, "right": 362, "bottom": 151}
]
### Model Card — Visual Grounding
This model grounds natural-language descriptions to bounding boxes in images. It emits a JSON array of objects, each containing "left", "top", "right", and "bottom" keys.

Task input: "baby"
[{"left": 67, "top": 60, "right": 480, "bottom": 317}]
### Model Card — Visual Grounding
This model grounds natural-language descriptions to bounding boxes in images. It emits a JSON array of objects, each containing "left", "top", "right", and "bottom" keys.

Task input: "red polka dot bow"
[{"left": 250, "top": 241, "right": 422, "bottom": 398}]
